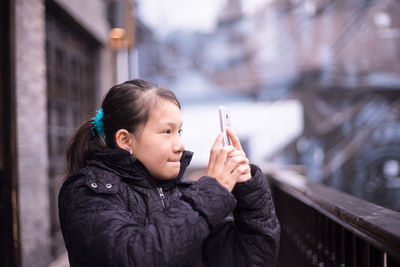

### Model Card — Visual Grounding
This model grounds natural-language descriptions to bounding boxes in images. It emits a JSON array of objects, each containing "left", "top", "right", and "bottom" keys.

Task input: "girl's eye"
[
  {"left": 178, "top": 129, "right": 183, "bottom": 134},
  {"left": 163, "top": 130, "right": 171, "bottom": 134}
]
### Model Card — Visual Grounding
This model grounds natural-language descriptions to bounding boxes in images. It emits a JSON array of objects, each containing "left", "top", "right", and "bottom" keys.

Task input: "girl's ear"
[{"left": 115, "top": 129, "right": 133, "bottom": 151}]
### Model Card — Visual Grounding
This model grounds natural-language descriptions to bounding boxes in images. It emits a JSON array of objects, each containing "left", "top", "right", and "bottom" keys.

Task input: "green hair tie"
[{"left": 91, "top": 109, "right": 105, "bottom": 142}]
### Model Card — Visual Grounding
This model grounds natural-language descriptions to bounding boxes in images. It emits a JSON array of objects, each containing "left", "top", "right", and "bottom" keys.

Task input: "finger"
[
  {"left": 216, "top": 146, "right": 235, "bottom": 169},
  {"left": 240, "top": 164, "right": 251, "bottom": 174},
  {"left": 226, "top": 128, "right": 243, "bottom": 151},
  {"left": 233, "top": 165, "right": 251, "bottom": 176},
  {"left": 227, "top": 149, "right": 245, "bottom": 158},
  {"left": 208, "top": 133, "right": 223, "bottom": 168},
  {"left": 225, "top": 156, "right": 247, "bottom": 173},
  {"left": 230, "top": 155, "right": 249, "bottom": 166}
]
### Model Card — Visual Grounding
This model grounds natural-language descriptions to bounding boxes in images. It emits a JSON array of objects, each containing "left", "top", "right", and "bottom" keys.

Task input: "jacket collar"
[{"left": 87, "top": 148, "right": 194, "bottom": 188}]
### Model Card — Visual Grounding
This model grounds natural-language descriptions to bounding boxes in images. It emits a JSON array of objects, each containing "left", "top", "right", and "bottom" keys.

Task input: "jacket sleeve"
[
  {"left": 202, "top": 164, "right": 281, "bottom": 267},
  {"left": 58, "top": 175, "right": 237, "bottom": 267}
]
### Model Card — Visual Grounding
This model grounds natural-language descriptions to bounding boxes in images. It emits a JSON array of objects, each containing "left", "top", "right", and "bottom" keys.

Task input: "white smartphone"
[{"left": 219, "top": 106, "right": 232, "bottom": 147}]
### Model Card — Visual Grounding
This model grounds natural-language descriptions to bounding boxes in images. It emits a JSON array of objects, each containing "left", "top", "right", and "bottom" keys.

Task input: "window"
[{"left": 46, "top": 10, "right": 98, "bottom": 256}]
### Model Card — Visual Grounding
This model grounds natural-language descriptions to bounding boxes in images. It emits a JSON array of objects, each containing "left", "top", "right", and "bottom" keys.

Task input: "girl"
[{"left": 59, "top": 79, "right": 280, "bottom": 267}]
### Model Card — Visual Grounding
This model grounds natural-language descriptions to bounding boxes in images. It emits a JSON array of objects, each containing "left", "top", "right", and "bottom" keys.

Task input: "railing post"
[
  {"left": 370, "top": 246, "right": 384, "bottom": 267},
  {"left": 356, "top": 237, "right": 369, "bottom": 267}
]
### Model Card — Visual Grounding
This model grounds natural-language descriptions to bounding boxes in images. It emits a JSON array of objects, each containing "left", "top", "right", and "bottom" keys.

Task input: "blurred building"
[
  {"left": 1, "top": 0, "right": 135, "bottom": 266},
  {"left": 263, "top": 0, "right": 400, "bottom": 211},
  {"left": 136, "top": 0, "right": 400, "bottom": 211}
]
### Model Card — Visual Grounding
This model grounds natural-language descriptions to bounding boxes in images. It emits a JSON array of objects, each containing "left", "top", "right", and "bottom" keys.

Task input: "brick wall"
[
  {"left": 15, "top": 0, "right": 50, "bottom": 266},
  {"left": 15, "top": 0, "right": 115, "bottom": 266}
]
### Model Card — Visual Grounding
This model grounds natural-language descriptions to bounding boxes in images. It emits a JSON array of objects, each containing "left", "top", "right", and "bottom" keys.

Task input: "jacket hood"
[{"left": 86, "top": 148, "right": 194, "bottom": 188}]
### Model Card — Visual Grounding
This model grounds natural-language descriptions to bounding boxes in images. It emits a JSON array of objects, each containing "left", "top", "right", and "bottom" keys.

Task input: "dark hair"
[{"left": 66, "top": 79, "right": 180, "bottom": 176}]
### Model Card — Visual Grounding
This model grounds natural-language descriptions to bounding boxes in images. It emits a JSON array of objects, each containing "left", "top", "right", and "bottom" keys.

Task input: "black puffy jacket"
[{"left": 58, "top": 148, "right": 280, "bottom": 267}]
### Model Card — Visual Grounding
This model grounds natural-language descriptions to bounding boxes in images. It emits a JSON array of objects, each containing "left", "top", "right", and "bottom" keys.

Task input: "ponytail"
[{"left": 66, "top": 120, "right": 106, "bottom": 176}]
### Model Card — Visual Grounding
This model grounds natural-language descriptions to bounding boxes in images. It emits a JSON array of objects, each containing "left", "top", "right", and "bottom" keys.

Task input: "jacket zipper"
[{"left": 157, "top": 187, "right": 166, "bottom": 209}]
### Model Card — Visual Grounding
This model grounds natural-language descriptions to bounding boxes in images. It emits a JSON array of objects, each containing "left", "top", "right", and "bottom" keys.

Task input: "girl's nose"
[{"left": 173, "top": 135, "right": 185, "bottom": 152}]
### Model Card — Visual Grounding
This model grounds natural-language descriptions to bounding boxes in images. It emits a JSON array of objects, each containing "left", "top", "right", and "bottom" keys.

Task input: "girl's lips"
[
  {"left": 168, "top": 155, "right": 182, "bottom": 162},
  {"left": 168, "top": 160, "right": 181, "bottom": 164},
  {"left": 168, "top": 161, "right": 181, "bottom": 169}
]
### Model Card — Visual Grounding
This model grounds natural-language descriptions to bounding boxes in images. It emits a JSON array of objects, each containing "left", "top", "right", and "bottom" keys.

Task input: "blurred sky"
[{"left": 136, "top": 0, "right": 269, "bottom": 36}]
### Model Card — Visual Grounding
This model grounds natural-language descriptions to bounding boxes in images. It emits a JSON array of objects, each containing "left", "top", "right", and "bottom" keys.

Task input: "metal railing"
[{"left": 263, "top": 165, "right": 400, "bottom": 267}]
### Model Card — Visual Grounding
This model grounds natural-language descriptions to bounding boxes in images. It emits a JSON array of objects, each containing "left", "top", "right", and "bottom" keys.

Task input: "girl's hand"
[
  {"left": 226, "top": 128, "right": 251, "bottom": 183},
  {"left": 206, "top": 130, "right": 251, "bottom": 191},
  {"left": 206, "top": 134, "right": 241, "bottom": 192}
]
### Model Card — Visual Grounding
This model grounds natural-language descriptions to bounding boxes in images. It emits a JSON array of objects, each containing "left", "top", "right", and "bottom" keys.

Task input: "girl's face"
[{"left": 130, "top": 100, "right": 184, "bottom": 180}]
